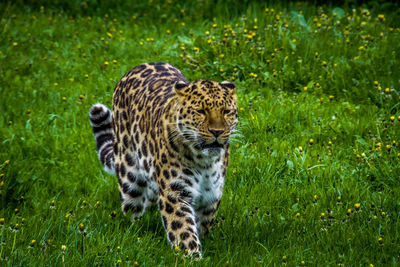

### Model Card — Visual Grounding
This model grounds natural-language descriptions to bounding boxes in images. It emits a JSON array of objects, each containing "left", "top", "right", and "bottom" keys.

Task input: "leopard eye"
[
  {"left": 223, "top": 109, "right": 231, "bottom": 115},
  {"left": 197, "top": 109, "right": 206, "bottom": 115}
]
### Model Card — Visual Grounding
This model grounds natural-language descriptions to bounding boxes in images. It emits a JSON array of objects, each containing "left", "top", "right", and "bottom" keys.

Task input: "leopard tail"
[{"left": 89, "top": 103, "right": 115, "bottom": 175}]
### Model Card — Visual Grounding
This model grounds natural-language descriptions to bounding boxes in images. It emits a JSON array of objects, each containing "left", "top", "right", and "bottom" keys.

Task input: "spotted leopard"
[{"left": 89, "top": 62, "right": 238, "bottom": 256}]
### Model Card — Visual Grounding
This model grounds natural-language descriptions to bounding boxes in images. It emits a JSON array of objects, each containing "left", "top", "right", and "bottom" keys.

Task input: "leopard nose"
[{"left": 209, "top": 129, "right": 224, "bottom": 137}]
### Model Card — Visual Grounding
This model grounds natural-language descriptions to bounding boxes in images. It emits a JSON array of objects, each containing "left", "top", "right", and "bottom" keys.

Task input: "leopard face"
[{"left": 174, "top": 80, "right": 238, "bottom": 155}]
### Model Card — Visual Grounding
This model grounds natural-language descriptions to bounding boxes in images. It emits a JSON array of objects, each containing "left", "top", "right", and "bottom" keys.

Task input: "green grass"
[{"left": 1, "top": 1, "right": 400, "bottom": 266}]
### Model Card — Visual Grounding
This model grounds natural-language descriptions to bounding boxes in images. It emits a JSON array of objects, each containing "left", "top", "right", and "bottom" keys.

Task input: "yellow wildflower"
[{"left": 354, "top": 203, "right": 361, "bottom": 211}]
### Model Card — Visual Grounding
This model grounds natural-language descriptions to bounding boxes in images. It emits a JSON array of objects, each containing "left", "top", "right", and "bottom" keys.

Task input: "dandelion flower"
[
  {"left": 347, "top": 208, "right": 351, "bottom": 215},
  {"left": 354, "top": 203, "right": 361, "bottom": 211},
  {"left": 110, "top": 210, "right": 117, "bottom": 218},
  {"left": 30, "top": 240, "right": 36, "bottom": 247}
]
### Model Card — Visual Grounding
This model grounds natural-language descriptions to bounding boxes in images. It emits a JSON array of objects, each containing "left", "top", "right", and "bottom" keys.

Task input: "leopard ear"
[
  {"left": 174, "top": 80, "right": 189, "bottom": 96},
  {"left": 220, "top": 81, "right": 236, "bottom": 94}
]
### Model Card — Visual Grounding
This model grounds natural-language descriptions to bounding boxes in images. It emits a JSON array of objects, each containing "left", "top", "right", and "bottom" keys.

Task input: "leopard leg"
[
  {"left": 196, "top": 199, "right": 221, "bottom": 236},
  {"left": 116, "top": 153, "right": 148, "bottom": 220},
  {"left": 158, "top": 192, "right": 202, "bottom": 257}
]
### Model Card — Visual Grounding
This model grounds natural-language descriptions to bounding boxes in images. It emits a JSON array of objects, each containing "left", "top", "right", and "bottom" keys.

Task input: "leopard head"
[{"left": 174, "top": 79, "right": 238, "bottom": 155}]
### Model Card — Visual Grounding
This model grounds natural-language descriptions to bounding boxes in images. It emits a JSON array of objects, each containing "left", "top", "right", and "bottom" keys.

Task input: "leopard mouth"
[{"left": 201, "top": 140, "right": 224, "bottom": 149}]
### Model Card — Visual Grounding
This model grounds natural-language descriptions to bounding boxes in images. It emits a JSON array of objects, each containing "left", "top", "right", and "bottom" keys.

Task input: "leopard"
[{"left": 89, "top": 62, "right": 238, "bottom": 257}]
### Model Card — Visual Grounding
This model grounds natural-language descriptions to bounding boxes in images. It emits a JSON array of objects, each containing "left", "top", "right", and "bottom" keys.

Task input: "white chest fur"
[{"left": 191, "top": 154, "right": 225, "bottom": 210}]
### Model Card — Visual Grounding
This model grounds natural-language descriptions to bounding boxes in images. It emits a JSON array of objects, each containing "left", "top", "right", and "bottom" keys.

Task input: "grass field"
[{"left": 1, "top": 0, "right": 400, "bottom": 265}]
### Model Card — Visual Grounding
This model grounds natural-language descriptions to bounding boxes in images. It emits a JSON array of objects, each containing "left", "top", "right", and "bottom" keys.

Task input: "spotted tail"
[{"left": 89, "top": 103, "right": 115, "bottom": 175}]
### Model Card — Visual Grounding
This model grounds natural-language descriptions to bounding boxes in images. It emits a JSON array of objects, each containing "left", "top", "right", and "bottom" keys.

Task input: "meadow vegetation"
[{"left": 1, "top": 0, "right": 400, "bottom": 265}]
